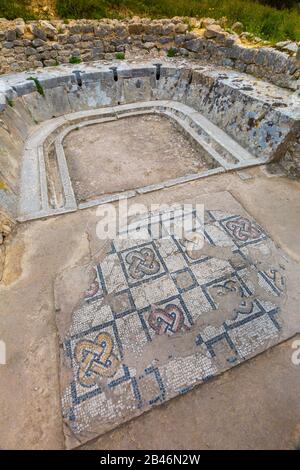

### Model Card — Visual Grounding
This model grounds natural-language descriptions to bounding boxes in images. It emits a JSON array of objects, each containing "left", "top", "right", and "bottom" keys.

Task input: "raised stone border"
[
  {"left": 19, "top": 100, "right": 263, "bottom": 221},
  {"left": 0, "top": 17, "right": 299, "bottom": 90},
  {"left": 1, "top": 61, "right": 299, "bottom": 225}
]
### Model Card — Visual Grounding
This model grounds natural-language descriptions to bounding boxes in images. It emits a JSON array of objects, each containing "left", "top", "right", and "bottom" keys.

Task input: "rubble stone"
[{"left": 0, "top": 17, "right": 297, "bottom": 90}]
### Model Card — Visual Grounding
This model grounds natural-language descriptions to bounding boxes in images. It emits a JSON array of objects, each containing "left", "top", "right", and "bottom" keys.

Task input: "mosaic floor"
[{"left": 55, "top": 193, "right": 288, "bottom": 448}]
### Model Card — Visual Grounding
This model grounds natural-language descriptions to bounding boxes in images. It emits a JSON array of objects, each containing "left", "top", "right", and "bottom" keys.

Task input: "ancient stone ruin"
[{"left": 0, "top": 16, "right": 300, "bottom": 450}]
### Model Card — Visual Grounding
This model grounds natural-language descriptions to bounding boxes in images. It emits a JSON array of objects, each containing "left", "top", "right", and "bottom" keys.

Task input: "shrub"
[
  {"left": 6, "top": 98, "right": 14, "bottom": 107},
  {"left": 167, "top": 47, "right": 177, "bottom": 57},
  {"left": 69, "top": 56, "right": 82, "bottom": 64},
  {"left": 0, "top": 0, "right": 36, "bottom": 21},
  {"left": 26, "top": 77, "right": 45, "bottom": 96},
  {"left": 55, "top": 0, "right": 300, "bottom": 43},
  {"left": 56, "top": 0, "right": 108, "bottom": 19}
]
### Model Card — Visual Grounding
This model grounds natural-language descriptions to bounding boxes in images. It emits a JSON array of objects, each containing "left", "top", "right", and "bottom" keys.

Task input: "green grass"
[
  {"left": 6, "top": 98, "right": 14, "bottom": 107},
  {"left": 0, "top": 1, "right": 299, "bottom": 43},
  {"left": 0, "top": 0, "right": 37, "bottom": 21},
  {"left": 115, "top": 51, "right": 125, "bottom": 59},
  {"left": 57, "top": 0, "right": 109, "bottom": 19},
  {"left": 69, "top": 56, "right": 82, "bottom": 64},
  {"left": 26, "top": 77, "right": 45, "bottom": 96},
  {"left": 55, "top": 0, "right": 300, "bottom": 43},
  {"left": 167, "top": 47, "right": 177, "bottom": 57}
]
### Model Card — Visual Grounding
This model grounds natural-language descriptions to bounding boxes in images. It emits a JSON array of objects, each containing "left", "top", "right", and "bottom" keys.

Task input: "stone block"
[
  {"left": 174, "top": 34, "right": 186, "bottom": 45},
  {"left": 81, "top": 34, "right": 93, "bottom": 41},
  {"left": 44, "top": 59, "right": 57, "bottom": 66},
  {"left": 185, "top": 38, "right": 203, "bottom": 53},
  {"left": 25, "top": 47, "right": 36, "bottom": 56},
  {"left": 81, "top": 24, "right": 94, "bottom": 34},
  {"left": 128, "top": 23, "right": 144, "bottom": 35},
  {"left": 92, "top": 47, "right": 104, "bottom": 58},
  {"left": 143, "top": 42, "right": 156, "bottom": 50},
  {"left": 147, "top": 24, "right": 163, "bottom": 35},
  {"left": 94, "top": 25, "right": 113, "bottom": 38},
  {"left": 3, "top": 42, "right": 13, "bottom": 49},
  {"left": 162, "top": 23, "right": 175, "bottom": 34},
  {"left": 68, "top": 34, "right": 81, "bottom": 44},
  {"left": 39, "top": 20, "right": 57, "bottom": 39},
  {"left": 68, "top": 24, "right": 82, "bottom": 34},
  {"left": 255, "top": 48, "right": 269, "bottom": 66},
  {"left": 232, "top": 22, "right": 244, "bottom": 34},
  {"left": 31, "top": 25, "right": 47, "bottom": 41},
  {"left": 240, "top": 47, "right": 258, "bottom": 65},
  {"left": 57, "top": 34, "right": 68, "bottom": 45},
  {"left": 159, "top": 36, "right": 173, "bottom": 45},
  {"left": 40, "top": 51, "right": 51, "bottom": 60},
  {"left": 5, "top": 29, "right": 16, "bottom": 42},
  {"left": 225, "top": 35, "right": 238, "bottom": 47},
  {"left": 202, "top": 17, "right": 216, "bottom": 28},
  {"left": 204, "top": 24, "right": 228, "bottom": 41},
  {"left": 142, "top": 34, "right": 156, "bottom": 43},
  {"left": 272, "top": 53, "right": 289, "bottom": 74},
  {"left": 115, "top": 25, "right": 128, "bottom": 38},
  {"left": 14, "top": 47, "right": 24, "bottom": 54},
  {"left": 175, "top": 23, "right": 188, "bottom": 34},
  {"left": 93, "top": 40, "right": 104, "bottom": 49},
  {"left": 32, "top": 38, "right": 46, "bottom": 48},
  {"left": 226, "top": 44, "right": 243, "bottom": 59}
]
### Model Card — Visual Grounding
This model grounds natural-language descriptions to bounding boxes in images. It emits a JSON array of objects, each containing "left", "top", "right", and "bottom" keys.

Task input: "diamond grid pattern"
[{"left": 61, "top": 209, "right": 283, "bottom": 435}]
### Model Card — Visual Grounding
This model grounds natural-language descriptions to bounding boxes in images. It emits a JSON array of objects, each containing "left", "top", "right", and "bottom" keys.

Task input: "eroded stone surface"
[
  {"left": 0, "top": 17, "right": 299, "bottom": 91},
  {"left": 1, "top": 61, "right": 299, "bottom": 221},
  {"left": 55, "top": 191, "right": 293, "bottom": 448}
]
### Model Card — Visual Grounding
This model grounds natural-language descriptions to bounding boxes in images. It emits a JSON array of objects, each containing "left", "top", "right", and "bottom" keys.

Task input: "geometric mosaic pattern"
[{"left": 58, "top": 207, "right": 285, "bottom": 447}]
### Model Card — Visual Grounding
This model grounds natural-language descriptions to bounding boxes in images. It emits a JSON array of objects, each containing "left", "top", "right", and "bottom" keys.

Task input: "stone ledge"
[
  {"left": 0, "top": 17, "right": 299, "bottom": 90},
  {"left": 0, "top": 60, "right": 299, "bottom": 227}
]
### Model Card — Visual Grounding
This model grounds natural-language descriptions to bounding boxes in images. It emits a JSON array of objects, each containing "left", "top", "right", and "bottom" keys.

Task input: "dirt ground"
[
  {"left": 1, "top": 166, "right": 300, "bottom": 450},
  {"left": 63, "top": 115, "right": 215, "bottom": 202}
]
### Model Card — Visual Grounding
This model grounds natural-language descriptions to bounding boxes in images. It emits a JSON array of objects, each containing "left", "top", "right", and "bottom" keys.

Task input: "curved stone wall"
[
  {"left": 19, "top": 100, "right": 263, "bottom": 221},
  {"left": 0, "top": 17, "right": 299, "bottom": 90},
  {"left": 1, "top": 19, "right": 299, "bottom": 226},
  {"left": 0, "top": 60, "right": 299, "bottom": 225}
]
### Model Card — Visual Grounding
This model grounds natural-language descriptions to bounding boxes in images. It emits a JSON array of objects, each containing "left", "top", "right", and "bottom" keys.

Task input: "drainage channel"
[{"left": 18, "top": 101, "right": 264, "bottom": 222}]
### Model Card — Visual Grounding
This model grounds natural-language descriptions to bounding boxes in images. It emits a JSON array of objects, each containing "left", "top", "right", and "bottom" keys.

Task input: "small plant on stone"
[
  {"left": 187, "top": 24, "right": 194, "bottom": 32},
  {"left": 69, "top": 56, "right": 81, "bottom": 64},
  {"left": 115, "top": 52, "right": 125, "bottom": 60},
  {"left": 167, "top": 48, "right": 177, "bottom": 58},
  {"left": 6, "top": 98, "right": 14, "bottom": 107},
  {"left": 26, "top": 77, "right": 45, "bottom": 96}
]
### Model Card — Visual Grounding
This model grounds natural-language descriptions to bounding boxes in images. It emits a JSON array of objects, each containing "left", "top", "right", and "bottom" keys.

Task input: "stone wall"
[
  {"left": 281, "top": 132, "right": 300, "bottom": 178},
  {"left": 0, "top": 17, "right": 299, "bottom": 90},
  {"left": 0, "top": 60, "right": 299, "bottom": 223},
  {"left": 0, "top": 209, "right": 14, "bottom": 281}
]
